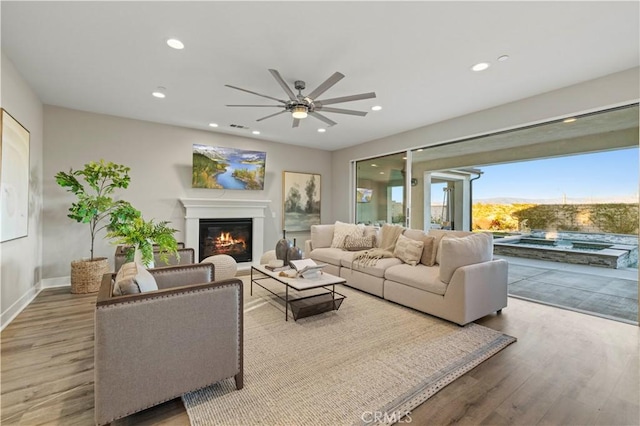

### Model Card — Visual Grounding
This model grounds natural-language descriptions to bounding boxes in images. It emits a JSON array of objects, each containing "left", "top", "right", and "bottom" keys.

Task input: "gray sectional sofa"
[{"left": 305, "top": 223, "right": 508, "bottom": 325}]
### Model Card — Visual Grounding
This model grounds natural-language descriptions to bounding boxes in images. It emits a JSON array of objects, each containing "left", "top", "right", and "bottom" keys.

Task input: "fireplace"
[
  {"left": 181, "top": 198, "right": 270, "bottom": 270},
  {"left": 199, "top": 218, "right": 253, "bottom": 263}
]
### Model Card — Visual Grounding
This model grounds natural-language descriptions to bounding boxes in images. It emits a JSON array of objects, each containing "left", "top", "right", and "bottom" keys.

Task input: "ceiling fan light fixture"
[{"left": 291, "top": 106, "right": 308, "bottom": 119}]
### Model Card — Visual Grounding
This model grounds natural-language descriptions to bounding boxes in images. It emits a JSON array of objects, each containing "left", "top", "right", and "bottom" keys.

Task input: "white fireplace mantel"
[{"left": 180, "top": 198, "right": 272, "bottom": 268}]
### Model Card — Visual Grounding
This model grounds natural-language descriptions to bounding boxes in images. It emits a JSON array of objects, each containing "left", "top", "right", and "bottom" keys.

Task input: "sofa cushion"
[
  {"left": 344, "top": 234, "right": 376, "bottom": 251},
  {"left": 331, "top": 221, "right": 364, "bottom": 248},
  {"left": 112, "top": 262, "right": 159, "bottom": 296},
  {"left": 341, "top": 255, "right": 402, "bottom": 278},
  {"left": 429, "top": 229, "right": 474, "bottom": 264},
  {"left": 385, "top": 264, "right": 448, "bottom": 296},
  {"left": 309, "top": 247, "right": 347, "bottom": 267},
  {"left": 420, "top": 236, "right": 437, "bottom": 266},
  {"left": 438, "top": 233, "right": 493, "bottom": 284},
  {"left": 393, "top": 234, "right": 424, "bottom": 266},
  {"left": 112, "top": 262, "right": 140, "bottom": 296},
  {"left": 134, "top": 264, "right": 159, "bottom": 292},
  {"left": 363, "top": 226, "right": 380, "bottom": 248},
  {"left": 311, "top": 224, "right": 335, "bottom": 249}
]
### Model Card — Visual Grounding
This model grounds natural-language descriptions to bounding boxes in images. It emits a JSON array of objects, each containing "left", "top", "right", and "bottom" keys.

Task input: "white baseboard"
[
  {"left": 1, "top": 276, "right": 70, "bottom": 332},
  {"left": 1, "top": 284, "right": 40, "bottom": 331},
  {"left": 41, "top": 276, "right": 71, "bottom": 288}
]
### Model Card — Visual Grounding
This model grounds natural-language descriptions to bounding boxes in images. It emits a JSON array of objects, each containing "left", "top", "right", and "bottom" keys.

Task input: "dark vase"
[
  {"left": 287, "top": 238, "right": 303, "bottom": 263},
  {"left": 275, "top": 230, "right": 292, "bottom": 263}
]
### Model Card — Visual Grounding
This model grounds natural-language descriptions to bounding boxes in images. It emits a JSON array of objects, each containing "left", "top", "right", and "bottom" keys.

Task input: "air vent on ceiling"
[{"left": 230, "top": 124, "right": 249, "bottom": 129}]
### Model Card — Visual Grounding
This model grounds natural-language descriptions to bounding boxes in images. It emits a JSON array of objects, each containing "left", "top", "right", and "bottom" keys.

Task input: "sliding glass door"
[{"left": 354, "top": 153, "right": 407, "bottom": 226}]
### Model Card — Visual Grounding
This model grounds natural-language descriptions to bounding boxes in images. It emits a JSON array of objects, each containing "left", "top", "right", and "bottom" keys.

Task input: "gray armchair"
[{"left": 94, "top": 263, "right": 243, "bottom": 425}]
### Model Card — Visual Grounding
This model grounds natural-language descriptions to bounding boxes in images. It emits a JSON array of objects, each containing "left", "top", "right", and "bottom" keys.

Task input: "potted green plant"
[
  {"left": 55, "top": 160, "right": 131, "bottom": 293},
  {"left": 107, "top": 202, "right": 179, "bottom": 268}
]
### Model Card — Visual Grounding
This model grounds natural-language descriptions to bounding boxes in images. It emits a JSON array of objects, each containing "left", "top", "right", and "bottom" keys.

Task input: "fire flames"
[
  {"left": 215, "top": 232, "right": 245, "bottom": 249},
  {"left": 205, "top": 232, "right": 247, "bottom": 255}
]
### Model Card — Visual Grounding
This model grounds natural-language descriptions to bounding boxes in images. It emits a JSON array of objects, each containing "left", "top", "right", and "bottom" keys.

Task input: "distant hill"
[{"left": 472, "top": 196, "right": 639, "bottom": 205}]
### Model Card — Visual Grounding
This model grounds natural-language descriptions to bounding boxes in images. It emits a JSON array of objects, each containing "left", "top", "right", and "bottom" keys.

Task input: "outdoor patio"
[{"left": 498, "top": 255, "right": 639, "bottom": 324}]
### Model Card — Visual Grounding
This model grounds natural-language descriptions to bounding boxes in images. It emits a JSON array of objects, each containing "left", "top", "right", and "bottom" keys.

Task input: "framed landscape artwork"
[
  {"left": 192, "top": 144, "right": 266, "bottom": 190},
  {"left": 1, "top": 108, "right": 30, "bottom": 242},
  {"left": 283, "top": 171, "right": 321, "bottom": 232}
]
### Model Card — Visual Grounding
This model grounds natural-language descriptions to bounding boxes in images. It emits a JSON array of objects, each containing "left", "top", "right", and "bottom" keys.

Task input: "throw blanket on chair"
[{"left": 352, "top": 224, "right": 404, "bottom": 268}]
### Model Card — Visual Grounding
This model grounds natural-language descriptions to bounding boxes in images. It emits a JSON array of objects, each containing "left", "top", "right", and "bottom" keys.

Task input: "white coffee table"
[{"left": 251, "top": 265, "right": 346, "bottom": 321}]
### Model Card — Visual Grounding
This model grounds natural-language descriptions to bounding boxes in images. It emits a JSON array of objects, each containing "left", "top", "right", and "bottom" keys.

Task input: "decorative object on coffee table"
[
  {"left": 287, "top": 238, "right": 303, "bottom": 262},
  {"left": 275, "top": 230, "right": 292, "bottom": 262},
  {"left": 55, "top": 160, "right": 131, "bottom": 293},
  {"left": 283, "top": 171, "right": 320, "bottom": 232}
]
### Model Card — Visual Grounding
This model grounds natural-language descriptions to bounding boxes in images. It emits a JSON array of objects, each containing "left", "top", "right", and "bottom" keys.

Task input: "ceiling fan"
[{"left": 225, "top": 69, "right": 376, "bottom": 128}]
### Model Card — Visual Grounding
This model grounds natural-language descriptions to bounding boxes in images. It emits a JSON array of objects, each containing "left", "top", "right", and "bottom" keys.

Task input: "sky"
[{"left": 470, "top": 148, "right": 639, "bottom": 202}]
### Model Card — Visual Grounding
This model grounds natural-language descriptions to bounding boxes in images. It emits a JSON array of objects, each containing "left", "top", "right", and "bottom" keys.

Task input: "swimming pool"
[{"left": 493, "top": 231, "right": 638, "bottom": 269}]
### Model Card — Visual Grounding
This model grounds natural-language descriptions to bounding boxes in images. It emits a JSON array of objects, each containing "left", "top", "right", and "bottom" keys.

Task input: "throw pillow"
[
  {"left": 393, "top": 234, "right": 425, "bottom": 266},
  {"left": 429, "top": 230, "right": 474, "bottom": 265},
  {"left": 420, "top": 235, "right": 437, "bottom": 266},
  {"left": 112, "top": 262, "right": 141, "bottom": 296},
  {"left": 438, "top": 233, "right": 493, "bottom": 284},
  {"left": 134, "top": 263, "right": 158, "bottom": 292},
  {"left": 330, "top": 221, "right": 365, "bottom": 249},
  {"left": 344, "top": 235, "right": 376, "bottom": 251}
]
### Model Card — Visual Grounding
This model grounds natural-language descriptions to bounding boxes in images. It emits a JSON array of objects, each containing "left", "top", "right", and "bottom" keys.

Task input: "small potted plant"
[
  {"left": 107, "top": 202, "right": 179, "bottom": 268},
  {"left": 55, "top": 160, "right": 131, "bottom": 293}
]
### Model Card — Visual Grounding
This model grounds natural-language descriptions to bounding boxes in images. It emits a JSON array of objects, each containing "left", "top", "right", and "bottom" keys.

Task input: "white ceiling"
[{"left": 2, "top": 1, "right": 639, "bottom": 151}]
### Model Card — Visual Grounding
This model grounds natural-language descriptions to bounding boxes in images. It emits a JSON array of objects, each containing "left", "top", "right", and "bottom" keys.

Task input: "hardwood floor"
[{"left": 2, "top": 282, "right": 638, "bottom": 425}]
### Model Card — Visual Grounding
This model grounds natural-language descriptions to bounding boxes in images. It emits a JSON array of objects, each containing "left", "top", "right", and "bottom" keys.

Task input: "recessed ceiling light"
[
  {"left": 497, "top": 55, "right": 510, "bottom": 62},
  {"left": 563, "top": 117, "right": 577, "bottom": 123},
  {"left": 371, "top": 164, "right": 378, "bottom": 167},
  {"left": 371, "top": 106, "right": 382, "bottom": 111},
  {"left": 471, "top": 62, "right": 490, "bottom": 72},
  {"left": 167, "top": 38, "right": 184, "bottom": 50},
  {"left": 209, "top": 123, "right": 219, "bottom": 128},
  {"left": 317, "top": 128, "right": 326, "bottom": 133},
  {"left": 252, "top": 130, "right": 260, "bottom": 135},
  {"left": 379, "top": 171, "right": 385, "bottom": 175},
  {"left": 417, "top": 149, "right": 423, "bottom": 152},
  {"left": 402, "top": 157, "right": 407, "bottom": 160},
  {"left": 152, "top": 87, "right": 166, "bottom": 98}
]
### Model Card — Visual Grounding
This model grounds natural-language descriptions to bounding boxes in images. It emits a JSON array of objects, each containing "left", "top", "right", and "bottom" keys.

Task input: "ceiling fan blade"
[
  {"left": 268, "top": 69, "right": 297, "bottom": 101},
  {"left": 306, "top": 72, "right": 345, "bottom": 100},
  {"left": 226, "top": 105, "right": 283, "bottom": 107},
  {"left": 315, "top": 92, "right": 376, "bottom": 106},
  {"left": 309, "top": 111, "right": 337, "bottom": 127},
  {"left": 225, "top": 84, "right": 286, "bottom": 104},
  {"left": 292, "top": 118, "right": 301, "bottom": 128},
  {"left": 257, "top": 110, "right": 288, "bottom": 122},
  {"left": 315, "top": 106, "right": 367, "bottom": 116}
]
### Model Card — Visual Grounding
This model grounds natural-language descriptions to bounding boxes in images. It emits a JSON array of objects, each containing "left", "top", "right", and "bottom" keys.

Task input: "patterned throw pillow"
[
  {"left": 331, "top": 221, "right": 365, "bottom": 248},
  {"left": 393, "top": 234, "right": 425, "bottom": 266},
  {"left": 344, "top": 235, "right": 376, "bottom": 251}
]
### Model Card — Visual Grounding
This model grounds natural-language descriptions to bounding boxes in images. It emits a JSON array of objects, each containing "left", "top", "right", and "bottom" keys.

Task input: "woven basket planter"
[{"left": 70, "top": 257, "right": 109, "bottom": 294}]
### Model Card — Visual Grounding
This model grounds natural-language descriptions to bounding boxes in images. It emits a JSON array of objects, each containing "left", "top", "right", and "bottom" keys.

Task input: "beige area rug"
[{"left": 183, "top": 282, "right": 516, "bottom": 426}]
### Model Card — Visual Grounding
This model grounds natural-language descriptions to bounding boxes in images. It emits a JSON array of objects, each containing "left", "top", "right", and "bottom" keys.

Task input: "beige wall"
[
  {"left": 1, "top": 52, "right": 44, "bottom": 327},
  {"left": 42, "top": 107, "right": 332, "bottom": 279},
  {"left": 332, "top": 67, "right": 640, "bottom": 223}
]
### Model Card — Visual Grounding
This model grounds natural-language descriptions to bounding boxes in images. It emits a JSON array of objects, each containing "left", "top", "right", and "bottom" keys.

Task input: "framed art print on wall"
[
  {"left": 192, "top": 144, "right": 266, "bottom": 190},
  {"left": 1, "top": 108, "right": 30, "bottom": 242},
  {"left": 283, "top": 171, "right": 321, "bottom": 232}
]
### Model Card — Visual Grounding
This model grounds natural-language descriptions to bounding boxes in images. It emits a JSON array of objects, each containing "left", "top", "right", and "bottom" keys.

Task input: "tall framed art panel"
[
  {"left": 1, "top": 108, "right": 30, "bottom": 242},
  {"left": 283, "top": 171, "right": 321, "bottom": 232}
]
